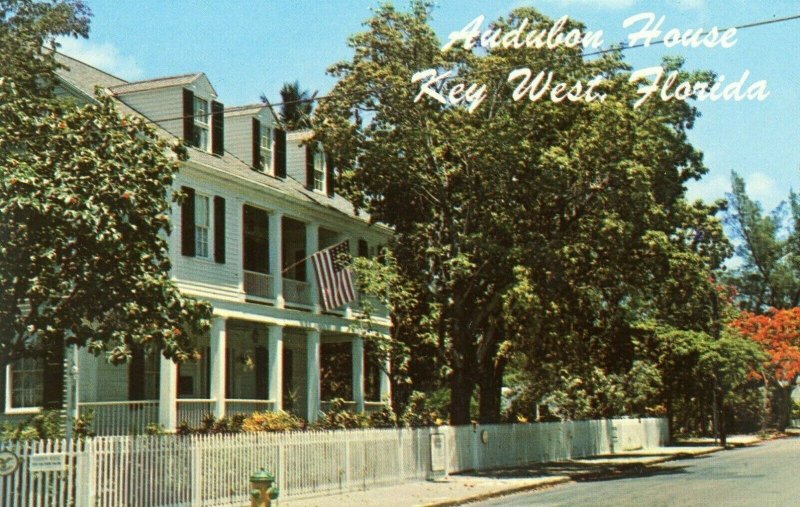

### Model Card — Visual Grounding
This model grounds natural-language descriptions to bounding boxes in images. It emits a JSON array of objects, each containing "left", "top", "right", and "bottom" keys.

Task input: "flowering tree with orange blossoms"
[{"left": 730, "top": 308, "right": 800, "bottom": 429}]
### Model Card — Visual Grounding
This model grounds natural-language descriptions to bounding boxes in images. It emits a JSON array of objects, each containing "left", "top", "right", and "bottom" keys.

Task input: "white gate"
[{"left": 0, "top": 439, "right": 81, "bottom": 507}]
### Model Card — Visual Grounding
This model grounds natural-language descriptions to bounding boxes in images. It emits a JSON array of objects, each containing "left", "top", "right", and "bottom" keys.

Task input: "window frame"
[
  {"left": 313, "top": 149, "right": 325, "bottom": 192},
  {"left": 5, "top": 358, "right": 44, "bottom": 414},
  {"left": 193, "top": 96, "right": 210, "bottom": 151},
  {"left": 194, "top": 193, "right": 211, "bottom": 259},
  {"left": 260, "top": 125, "right": 272, "bottom": 173}
]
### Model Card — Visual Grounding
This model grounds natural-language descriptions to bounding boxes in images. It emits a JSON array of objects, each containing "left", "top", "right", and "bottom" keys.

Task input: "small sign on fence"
[
  {"left": 429, "top": 431, "right": 446, "bottom": 480},
  {"left": 0, "top": 450, "right": 20, "bottom": 476},
  {"left": 28, "top": 453, "right": 66, "bottom": 473}
]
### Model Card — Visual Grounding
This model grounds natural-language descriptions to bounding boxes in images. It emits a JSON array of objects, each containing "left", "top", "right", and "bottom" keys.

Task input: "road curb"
[{"left": 417, "top": 476, "right": 571, "bottom": 507}]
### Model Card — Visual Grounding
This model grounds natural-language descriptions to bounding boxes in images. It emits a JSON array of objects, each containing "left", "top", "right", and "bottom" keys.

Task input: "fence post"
[{"left": 191, "top": 438, "right": 202, "bottom": 505}]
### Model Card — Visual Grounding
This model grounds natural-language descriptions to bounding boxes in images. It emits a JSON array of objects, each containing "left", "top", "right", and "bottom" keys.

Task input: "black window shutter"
[
  {"left": 358, "top": 239, "right": 369, "bottom": 258},
  {"left": 274, "top": 128, "right": 286, "bottom": 178},
  {"left": 214, "top": 195, "right": 226, "bottom": 264},
  {"left": 182, "top": 88, "right": 194, "bottom": 145},
  {"left": 0, "top": 355, "right": 5, "bottom": 411},
  {"left": 252, "top": 118, "right": 262, "bottom": 170},
  {"left": 305, "top": 144, "right": 315, "bottom": 189},
  {"left": 181, "top": 186, "right": 196, "bottom": 257},
  {"left": 255, "top": 346, "right": 268, "bottom": 399},
  {"left": 42, "top": 346, "right": 65, "bottom": 410},
  {"left": 129, "top": 346, "right": 146, "bottom": 400},
  {"left": 325, "top": 151, "right": 335, "bottom": 197},
  {"left": 211, "top": 100, "right": 224, "bottom": 156}
]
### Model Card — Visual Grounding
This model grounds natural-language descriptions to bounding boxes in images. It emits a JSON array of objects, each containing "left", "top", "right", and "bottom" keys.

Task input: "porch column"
[
  {"left": 209, "top": 317, "right": 227, "bottom": 418},
  {"left": 306, "top": 328, "right": 321, "bottom": 422},
  {"left": 268, "top": 325, "right": 283, "bottom": 411},
  {"left": 305, "top": 222, "right": 320, "bottom": 313},
  {"left": 158, "top": 356, "right": 178, "bottom": 431},
  {"left": 379, "top": 356, "right": 391, "bottom": 403},
  {"left": 269, "top": 211, "right": 284, "bottom": 308},
  {"left": 352, "top": 337, "right": 365, "bottom": 412}
]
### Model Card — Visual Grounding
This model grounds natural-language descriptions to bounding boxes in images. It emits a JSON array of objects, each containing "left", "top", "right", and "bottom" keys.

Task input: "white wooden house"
[{"left": 1, "top": 52, "right": 392, "bottom": 434}]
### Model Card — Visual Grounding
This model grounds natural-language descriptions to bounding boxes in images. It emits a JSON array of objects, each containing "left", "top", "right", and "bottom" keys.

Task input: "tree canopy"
[
  {"left": 315, "top": 2, "right": 727, "bottom": 423},
  {"left": 0, "top": 0, "right": 212, "bottom": 367}
]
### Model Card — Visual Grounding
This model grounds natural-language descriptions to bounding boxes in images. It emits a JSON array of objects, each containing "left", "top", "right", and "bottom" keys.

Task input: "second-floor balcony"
[{"left": 240, "top": 205, "right": 388, "bottom": 318}]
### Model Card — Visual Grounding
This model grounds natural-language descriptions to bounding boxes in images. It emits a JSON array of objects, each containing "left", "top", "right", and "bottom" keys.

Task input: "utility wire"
[
  {"left": 6, "top": 12, "right": 800, "bottom": 140},
  {"left": 582, "top": 13, "right": 800, "bottom": 57}
]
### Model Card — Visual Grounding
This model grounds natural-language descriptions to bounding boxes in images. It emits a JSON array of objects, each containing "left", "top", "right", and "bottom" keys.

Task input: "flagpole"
[{"left": 279, "top": 240, "right": 349, "bottom": 275}]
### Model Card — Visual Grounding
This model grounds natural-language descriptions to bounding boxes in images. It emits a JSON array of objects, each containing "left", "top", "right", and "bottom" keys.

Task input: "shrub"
[
  {"left": 313, "top": 398, "right": 369, "bottom": 430},
  {"left": 401, "top": 391, "right": 443, "bottom": 428},
  {"left": 145, "top": 422, "right": 167, "bottom": 436},
  {"left": 367, "top": 405, "right": 398, "bottom": 428},
  {"left": 1, "top": 410, "right": 64, "bottom": 442},
  {"left": 242, "top": 411, "right": 304, "bottom": 432}
]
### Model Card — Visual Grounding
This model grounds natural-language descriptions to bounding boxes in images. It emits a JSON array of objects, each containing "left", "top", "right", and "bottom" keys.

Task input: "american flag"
[{"left": 311, "top": 240, "right": 356, "bottom": 311}]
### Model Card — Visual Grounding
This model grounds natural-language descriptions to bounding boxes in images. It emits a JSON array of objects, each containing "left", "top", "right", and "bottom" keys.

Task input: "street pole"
[{"left": 64, "top": 344, "right": 79, "bottom": 444}]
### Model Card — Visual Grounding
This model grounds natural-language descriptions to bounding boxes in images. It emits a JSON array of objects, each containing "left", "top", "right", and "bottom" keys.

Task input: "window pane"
[
  {"left": 313, "top": 151, "right": 325, "bottom": 191},
  {"left": 194, "top": 97, "right": 209, "bottom": 124},
  {"left": 195, "top": 195, "right": 210, "bottom": 258},
  {"left": 10, "top": 358, "right": 44, "bottom": 408},
  {"left": 193, "top": 126, "right": 208, "bottom": 150},
  {"left": 195, "top": 195, "right": 209, "bottom": 227}
]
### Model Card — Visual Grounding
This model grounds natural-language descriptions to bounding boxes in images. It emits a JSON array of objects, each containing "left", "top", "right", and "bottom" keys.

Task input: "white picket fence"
[{"left": 0, "top": 417, "right": 667, "bottom": 507}]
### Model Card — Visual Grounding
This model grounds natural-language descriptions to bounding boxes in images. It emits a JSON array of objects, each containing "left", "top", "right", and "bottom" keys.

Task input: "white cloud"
[
  {"left": 534, "top": 0, "right": 706, "bottom": 10},
  {"left": 685, "top": 173, "right": 729, "bottom": 204},
  {"left": 538, "top": 0, "right": 636, "bottom": 8},
  {"left": 745, "top": 172, "right": 780, "bottom": 209},
  {"left": 668, "top": 0, "right": 706, "bottom": 11},
  {"left": 687, "top": 171, "right": 784, "bottom": 211},
  {"left": 55, "top": 37, "right": 143, "bottom": 80}
]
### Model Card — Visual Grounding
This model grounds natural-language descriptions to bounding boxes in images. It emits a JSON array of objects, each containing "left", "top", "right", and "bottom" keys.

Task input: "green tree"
[
  {"left": 315, "top": 2, "right": 727, "bottom": 424},
  {"left": 0, "top": 0, "right": 212, "bottom": 376},
  {"left": 725, "top": 171, "right": 800, "bottom": 311},
  {"left": 262, "top": 81, "right": 315, "bottom": 130}
]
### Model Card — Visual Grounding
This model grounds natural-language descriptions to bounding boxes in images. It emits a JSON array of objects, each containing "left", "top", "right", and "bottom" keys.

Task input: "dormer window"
[
  {"left": 193, "top": 97, "right": 209, "bottom": 150},
  {"left": 260, "top": 125, "right": 272, "bottom": 172},
  {"left": 313, "top": 149, "right": 325, "bottom": 192}
]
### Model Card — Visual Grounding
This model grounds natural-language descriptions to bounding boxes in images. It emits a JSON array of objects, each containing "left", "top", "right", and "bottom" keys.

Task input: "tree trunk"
[
  {"left": 769, "top": 383, "right": 792, "bottom": 431},
  {"left": 478, "top": 358, "right": 506, "bottom": 423},
  {"left": 449, "top": 372, "right": 473, "bottom": 425}
]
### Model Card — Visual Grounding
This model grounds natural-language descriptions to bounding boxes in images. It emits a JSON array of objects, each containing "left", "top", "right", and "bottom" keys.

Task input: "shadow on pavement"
[{"left": 463, "top": 459, "right": 694, "bottom": 483}]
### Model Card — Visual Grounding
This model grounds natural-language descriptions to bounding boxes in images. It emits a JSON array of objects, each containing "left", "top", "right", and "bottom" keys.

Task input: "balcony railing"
[
  {"left": 283, "top": 278, "right": 311, "bottom": 306},
  {"left": 177, "top": 399, "right": 215, "bottom": 428},
  {"left": 243, "top": 270, "right": 274, "bottom": 299},
  {"left": 226, "top": 399, "right": 276, "bottom": 416}
]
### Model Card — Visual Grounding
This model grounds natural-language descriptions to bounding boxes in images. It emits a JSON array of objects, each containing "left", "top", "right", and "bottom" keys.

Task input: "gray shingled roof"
[
  {"left": 224, "top": 103, "right": 269, "bottom": 117},
  {"left": 53, "top": 52, "right": 374, "bottom": 226},
  {"left": 108, "top": 73, "right": 204, "bottom": 95}
]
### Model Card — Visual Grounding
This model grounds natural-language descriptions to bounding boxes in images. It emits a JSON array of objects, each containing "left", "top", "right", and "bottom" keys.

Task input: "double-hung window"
[
  {"left": 193, "top": 97, "right": 209, "bottom": 150},
  {"left": 260, "top": 125, "right": 272, "bottom": 173},
  {"left": 195, "top": 194, "right": 210, "bottom": 258},
  {"left": 313, "top": 149, "right": 325, "bottom": 192},
  {"left": 7, "top": 358, "right": 43, "bottom": 411}
]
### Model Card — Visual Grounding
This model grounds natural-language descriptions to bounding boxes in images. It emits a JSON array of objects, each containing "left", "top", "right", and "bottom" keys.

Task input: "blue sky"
[{"left": 57, "top": 0, "right": 799, "bottom": 212}]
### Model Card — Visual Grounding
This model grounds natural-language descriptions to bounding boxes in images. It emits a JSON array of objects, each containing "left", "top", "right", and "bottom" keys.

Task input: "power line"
[
  {"left": 6, "top": 11, "right": 800, "bottom": 143},
  {"left": 582, "top": 13, "right": 800, "bottom": 58}
]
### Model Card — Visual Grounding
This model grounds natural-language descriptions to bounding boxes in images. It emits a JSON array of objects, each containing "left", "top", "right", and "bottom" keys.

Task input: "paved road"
[{"left": 475, "top": 438, "right": 800, "bottom": 507}]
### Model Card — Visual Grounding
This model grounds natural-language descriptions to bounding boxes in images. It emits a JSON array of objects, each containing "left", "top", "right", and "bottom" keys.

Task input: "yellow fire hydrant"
[{"left": 250, "top": 469, "right": 279, "bottom": 507}]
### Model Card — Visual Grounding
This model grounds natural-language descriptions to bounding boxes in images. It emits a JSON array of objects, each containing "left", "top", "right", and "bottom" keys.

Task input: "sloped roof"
[
  {"left": 224, "top": 103, "right": 270, "bottom": 118},
  {"left": 108, "top": 73, "right": 204, "bottom": 95},
  {"left": 52, "top": 52, "right": 375, "bottom": 226}
]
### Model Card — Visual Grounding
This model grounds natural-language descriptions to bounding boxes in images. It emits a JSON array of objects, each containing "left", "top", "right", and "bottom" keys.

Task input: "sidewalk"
[
  {"left": 277, "top": 475, "right": 570, "bottom": 507},
  {"left": 278, "top": 443, "right": 740, "bottom": 507}
]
